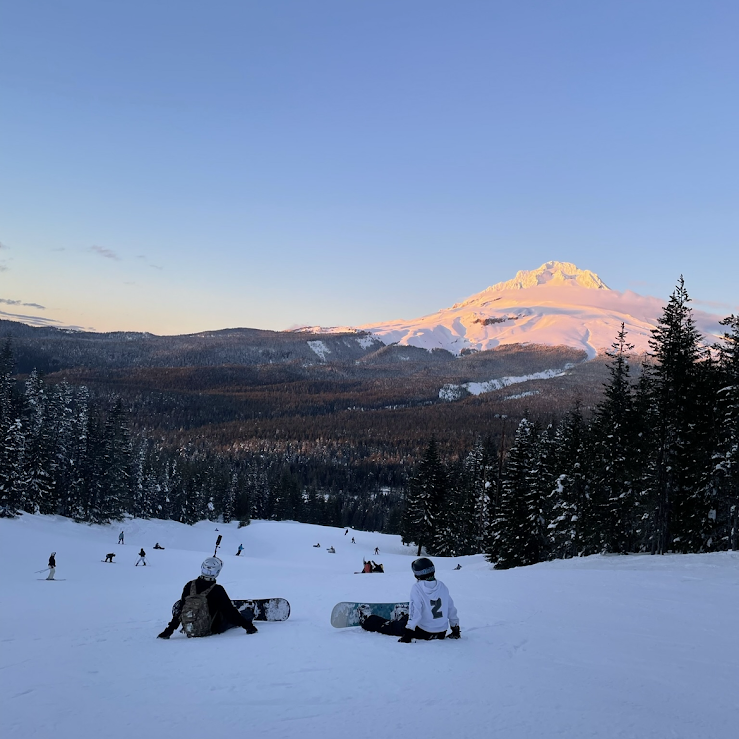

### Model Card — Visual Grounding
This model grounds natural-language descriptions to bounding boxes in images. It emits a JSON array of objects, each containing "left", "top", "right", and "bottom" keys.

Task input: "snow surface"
[
  {"left": 439, "top": 367, "right": 571, "bottom": 400},
  {"left": 307, "top": 340, "right": 330, "bottom": 361},
  {"left": 3, "top": 515, "right": 739, "bottom": 739},
  {"left": 312, "top": 262, "right": 726, "bottom": 358}
]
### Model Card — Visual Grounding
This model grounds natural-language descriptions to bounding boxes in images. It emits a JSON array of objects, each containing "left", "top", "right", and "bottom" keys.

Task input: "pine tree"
[
  {"left": 709, "top": 315, "right": 739, "bottom": 549},
  {"left": 402, "top": 438, "right": 447, "bottom": 556},
  {"left": 487, "top": 418, "right": 545, "bottom": 568},
  {"left": 547, "top": 402, "right": 595, "bottom": 558},
  {"left": 591, "top": 324, "right": 639, "bottom": 552},
  {"left": 646, "top": 277, "right": 708, "bottom": 553}
]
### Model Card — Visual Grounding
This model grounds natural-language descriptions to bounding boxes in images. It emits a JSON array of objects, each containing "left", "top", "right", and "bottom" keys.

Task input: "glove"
[
  {"left": 398, "top": 628, "right": 414, "bottom": 643},
  {"left": 157, "top": 630, "right": 172, "bottom": 640},
  {"left": 244, "top": 623, "right": 258, "bottom": 635},
  {"left": 448, "top": 624, "right": 461, "bottom": 640}
]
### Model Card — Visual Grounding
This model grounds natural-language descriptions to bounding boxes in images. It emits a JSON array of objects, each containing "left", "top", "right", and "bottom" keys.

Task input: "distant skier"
[
  {"left": 118, "top": 531, "right": 124, "bottom": 545},
  {"left": 135, "top": 548, "right": 147, "bottom": 566},
  {"left": 360, "top": 558, "right": 460, "bottom": 642},
  {"left": 153, "top": 543, "right": 164, "bottom": 550},
  {"left": 46, "top": 552, "right": 56, "bottom": 580},
  {"left": 236, "top": 544, "right": 244, "bottom": 556},
  {"left": 351, "top": 537, "right": 356, "bottom": 544},
  {"left": 104, "top": 553, "right": 115, "bottom": 563},
  {"left": 374, "top": 547, "right": 379, "bottom": 555},
  {"left": 344, "top": 529, "right": 348, "bottom": 536},
  {"left": 157, "top": 557, "right": 258, "bottom": 639}
]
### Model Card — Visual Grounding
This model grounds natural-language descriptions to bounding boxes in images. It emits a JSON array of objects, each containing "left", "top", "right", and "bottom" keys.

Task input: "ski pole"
[{"left": 35, "top": 568, "right": 50, "bottom": 574}]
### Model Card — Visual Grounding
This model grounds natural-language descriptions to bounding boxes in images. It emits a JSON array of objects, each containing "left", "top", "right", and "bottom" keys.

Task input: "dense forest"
[{"left": 2, "top": 279, "right": 737, "bottom": 567}]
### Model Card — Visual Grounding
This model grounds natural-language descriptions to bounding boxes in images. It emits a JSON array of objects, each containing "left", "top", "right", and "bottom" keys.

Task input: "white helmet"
[{"left": 201, "top": 557, "right": 223, "bottom": 580}]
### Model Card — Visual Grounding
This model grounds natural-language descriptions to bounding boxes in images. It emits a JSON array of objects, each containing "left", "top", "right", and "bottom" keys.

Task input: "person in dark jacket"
[
  {"left": 47, "top": 552, "right": 56, "bottom": 580},
  {"left": 135, "top": 548, "right": 147, "bottom": 566},
  {"left": 157, "top": 557, "right": 258, "bottom": 639}
]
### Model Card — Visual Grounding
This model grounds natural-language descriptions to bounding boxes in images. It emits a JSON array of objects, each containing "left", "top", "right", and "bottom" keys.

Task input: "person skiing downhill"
[
  {"left": 360, "top": 557, "right": 461, "bottom": 642},
  {"left": 157, "top": 557, "right": 258, "bottom": 639},
  {"left": 46, "top": 552, "right": 56, "bottom": 580},
  {"left": 135, "top": 548, "right": 147, "bottom": 566}
]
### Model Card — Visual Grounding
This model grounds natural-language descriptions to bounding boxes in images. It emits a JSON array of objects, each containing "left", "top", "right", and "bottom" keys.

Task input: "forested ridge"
[{"left": 3, "top": 279, "right": 737, "bottom": 566}]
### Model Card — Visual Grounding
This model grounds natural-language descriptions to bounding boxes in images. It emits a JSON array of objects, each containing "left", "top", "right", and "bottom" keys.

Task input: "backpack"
[{"left": 180, "top": 582, "right": 216, "bottom": 638}]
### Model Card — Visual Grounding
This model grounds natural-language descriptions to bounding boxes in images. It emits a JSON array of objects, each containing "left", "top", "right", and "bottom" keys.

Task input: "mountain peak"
[{"left": 487, "top": 261, "right": 610, "bottom": 292}]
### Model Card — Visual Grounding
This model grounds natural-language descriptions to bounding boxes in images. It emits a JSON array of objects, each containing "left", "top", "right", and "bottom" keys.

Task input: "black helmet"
[{"left": 411, "top": 557, "right": 435, "bottom": 580}]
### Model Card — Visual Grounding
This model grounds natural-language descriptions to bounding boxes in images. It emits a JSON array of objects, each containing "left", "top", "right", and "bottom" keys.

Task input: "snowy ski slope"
[{"left": 2, "top": 515, "right": 738, "bottom": 739}]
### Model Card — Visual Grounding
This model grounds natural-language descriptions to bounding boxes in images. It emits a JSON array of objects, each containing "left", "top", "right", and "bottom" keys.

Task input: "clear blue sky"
[{"left": 1, "top": 1, "right": 737, "bottom": 334}]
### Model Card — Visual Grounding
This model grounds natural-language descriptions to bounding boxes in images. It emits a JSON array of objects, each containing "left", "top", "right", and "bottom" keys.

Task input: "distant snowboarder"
[
  {"left": 454, "top": 563, "right": 462, "bottom": 570},
  {"left": 157, "top": 557, "right": 258, "bottom": 639},
  {"left": 46, "top": 552, "right": 56, "bottom": 580},
  {"left": 135, "top": 548, "right": 147, "bottom": 566},
  {"left": 313, "top": 543, "right": 321, "bottom": 548},
  {"left": 118, "top": 531, "right": 124, "bottom": 545},
  {"left": 104, "top": 553, "right": 115, "bottom": 563},
  {"left": 374, "top": 547, "right": 379, "bottom": 555},
  {"left": 236, "top": 544, "right": 244, "bottom": 556},
  {"left": 153, "top": 543, "right": 164, "bottom": 550},
  {"left": 327, "top": 546, "right": 336, "bottom": 553},
  {"left": 351, "top": 537, "right": 356, "bottom": 543},
  {"left": 344, "top": 529, "right": 348, "bottom": 535},
  {"left": 360, "top": 558, "right": 460, "bottom": 642}
]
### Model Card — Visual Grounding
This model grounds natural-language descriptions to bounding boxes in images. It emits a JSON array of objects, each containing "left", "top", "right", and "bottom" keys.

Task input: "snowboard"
[
  {"left": 232, "top": 598, "right": 291, "bottom": 622},
  {"left": 330, "top": 601, "right": 409, "bottom": 628}
]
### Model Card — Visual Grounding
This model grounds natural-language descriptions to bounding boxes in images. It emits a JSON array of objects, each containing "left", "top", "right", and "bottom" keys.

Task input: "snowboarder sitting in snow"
[
  {"left": 157, "top": 557, "right": 258, "bottom": 639},
  {"left": 360, "top": 557, "right": 460, "bottom": 642},
  {"left": 104, "top": 553, "right": 115, "bottom": 563},
  {"left": 362, "top": 560, "right": 372, "bottom": 573},
  {"left": 153, "top": 543, "right": 164, "bottom": 550},
  {"left": 313, "top": 543, "right": 321, "bottom": 548},
  {"left": 371, "top": 562, "right": 384, "bottom": 573},
  {"left": 326, "top": 546, "right": 336, "bottom": 553}
]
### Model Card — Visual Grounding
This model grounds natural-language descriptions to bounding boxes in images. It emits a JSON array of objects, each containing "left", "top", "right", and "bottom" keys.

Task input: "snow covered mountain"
[{"left": 319, "top": 261, "right": 724, "bottom": 359}]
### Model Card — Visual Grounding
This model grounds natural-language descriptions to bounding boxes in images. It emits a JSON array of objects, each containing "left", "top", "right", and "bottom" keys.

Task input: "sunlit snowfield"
[{"left": 2, "top": 514, "right": 738, "bottom": 739}]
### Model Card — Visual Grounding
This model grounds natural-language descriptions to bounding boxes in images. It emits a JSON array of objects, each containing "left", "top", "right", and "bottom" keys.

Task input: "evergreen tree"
[
  {"left": 487, "top": 418, "right": 545, "bottom": 568},
  {"left": 402, "top": 437, "right": 447, "bottom": 555},
  {"left": 591, "top": 324, "right": 639, "bottom": 552},
  {"left": 646, "top": 277, "right": 708, "bottom": 553},
  {"left": 547, "top": 402, "right": 595, "bottom": 558}
]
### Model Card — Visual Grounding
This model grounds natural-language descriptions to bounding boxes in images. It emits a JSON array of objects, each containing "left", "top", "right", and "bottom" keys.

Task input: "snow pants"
[
  {"left": 46, "top": 567, "right": 56, "bottom": 580},
  {"left": 361, "top": 614, "right": 446, "bottom": 640}
]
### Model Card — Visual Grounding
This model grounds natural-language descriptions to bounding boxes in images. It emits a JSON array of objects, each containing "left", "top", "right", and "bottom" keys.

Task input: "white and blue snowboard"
[{"left": 330, "top": 601, "right": 409, "bottom": 628}]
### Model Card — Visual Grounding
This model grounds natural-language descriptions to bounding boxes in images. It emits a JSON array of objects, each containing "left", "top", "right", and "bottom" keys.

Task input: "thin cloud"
[
  {"left": 0, "top": 309, "right": 87, "bottom": 329},
  {"left": 90, "top": 245, "right": 120, "bottom": 260},
  {"left": 149, "top": 264, "right": 163, "bottom": 270},
  {"left": 0, "top": 298, "right": 46, "bottom": 310}
]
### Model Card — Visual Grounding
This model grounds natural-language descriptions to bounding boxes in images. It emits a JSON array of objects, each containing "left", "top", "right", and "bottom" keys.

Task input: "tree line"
[{"left": 401, "top": 278, "right": 739, "bottom": 566}]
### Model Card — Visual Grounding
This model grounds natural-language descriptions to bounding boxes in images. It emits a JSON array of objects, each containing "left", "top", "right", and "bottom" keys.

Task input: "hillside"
[{"left": 2, "top": 514, "right": 736, "bottom": 739}]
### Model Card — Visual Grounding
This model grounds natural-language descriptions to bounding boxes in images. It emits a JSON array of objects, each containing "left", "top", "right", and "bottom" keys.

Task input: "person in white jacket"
[{"left": 360, "top": 557, "right": 461, "bottom": 642}]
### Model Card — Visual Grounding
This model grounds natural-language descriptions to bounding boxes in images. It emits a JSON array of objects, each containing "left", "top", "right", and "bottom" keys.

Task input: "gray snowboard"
[{"left": 330, "top": 601, "right": 409, "bottom": 628}]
